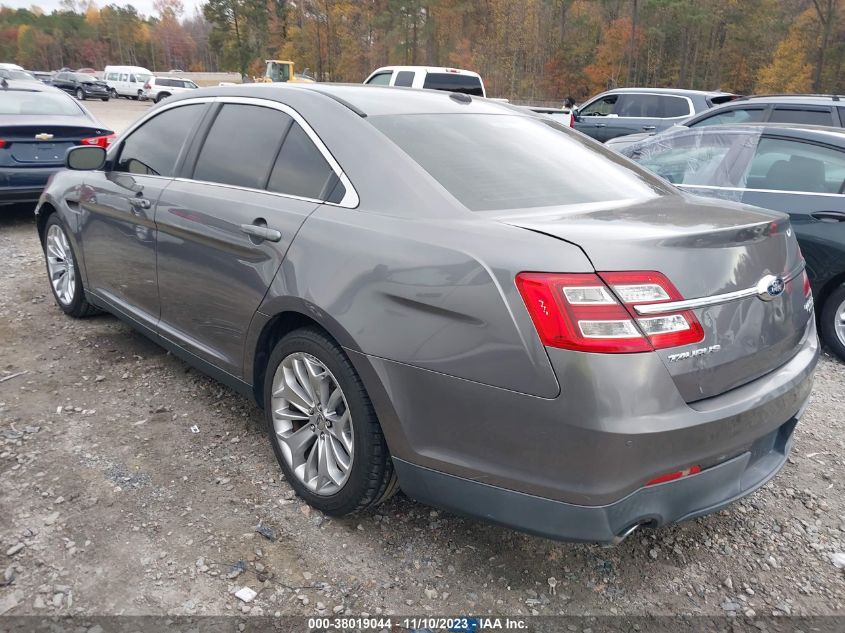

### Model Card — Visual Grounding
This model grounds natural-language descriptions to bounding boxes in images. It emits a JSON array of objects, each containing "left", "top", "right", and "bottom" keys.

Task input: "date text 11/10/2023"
[{"left": 307, "top": 617, "right": 528, "bottom": 631}]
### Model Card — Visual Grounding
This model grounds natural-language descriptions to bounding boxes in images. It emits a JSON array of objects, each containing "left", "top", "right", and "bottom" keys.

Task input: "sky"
[{"left": 1, "top": 0, "right": 203, "bottom": 19}]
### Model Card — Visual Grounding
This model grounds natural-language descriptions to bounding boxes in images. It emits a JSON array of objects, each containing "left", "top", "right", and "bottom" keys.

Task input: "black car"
[
  {"left": 621, "top": 123, "right": 845, "bottom": 361},
  {"left": 607, "top": 94, "right": 845, "bottom": 152},
  {"left": 52, "top": 71, "right": 109, "bottom": 101},
  {"left": 0, "top": 79, "right": 114, "bottom": 205},
  {"left": 572, "top": 87, "right": 739, "bottom": 142}
]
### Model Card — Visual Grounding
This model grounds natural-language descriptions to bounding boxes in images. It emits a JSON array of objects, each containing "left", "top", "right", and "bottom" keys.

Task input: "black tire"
[
  {"left": 75, "top": 88, "right": 85, "bottom": 100},
  {"left": 109, "top": 88, "right": 118, "bottom": 98},
  {"left": 263, "top": 327, "right": 397, "bottom": 516},
  {"left": 820, "top": 283, "right": 845, "bottom": 362},
  {"left": 154, "top": 92, "right": 170, "bottom": 103},
  {"left": 42, "top": 214, "right": 99, "bottom": 318},
  {"left": 101, "top": 97, "right": 109, "bottom": 102}
]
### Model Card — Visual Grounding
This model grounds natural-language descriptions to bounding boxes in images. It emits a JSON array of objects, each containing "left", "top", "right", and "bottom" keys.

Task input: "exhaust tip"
[{"left": 608, "top": 521, "right": 653, "bottom": 546}]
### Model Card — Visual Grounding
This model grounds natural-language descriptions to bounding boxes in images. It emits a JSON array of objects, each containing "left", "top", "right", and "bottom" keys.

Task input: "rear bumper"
[
  {"left": 0, "top": 168, "right": 59, "bottom": 204},
  {"left": 394, "top": 415, "right": 798, "bottom": 543},
  {"left": 354, "top": 317, "right": 818, "bottom": 542}
]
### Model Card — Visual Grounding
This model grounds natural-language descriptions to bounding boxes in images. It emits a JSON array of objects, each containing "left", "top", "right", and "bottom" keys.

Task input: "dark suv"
[
  {"left": 573, "top": 88, "right": 738, "bottom": 141},
  {"left": 607, "top": 95, "right": 845, "bottom": 151}
]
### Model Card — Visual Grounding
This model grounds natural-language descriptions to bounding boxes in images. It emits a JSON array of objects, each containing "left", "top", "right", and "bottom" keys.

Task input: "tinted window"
[
  {"left": 691, "top": 107, "right": 766, "bottom": 127},
  {"left": 394, "top": 71, "right": 415, "bottom": 87},
  {"left": 371, "top": 114, "right": 662, "bottom": 211},
  {"left": 616, "top": 94, "right": 690, "bottom": 118},
  {"left": 579, "top": 95, "right": 618, "bottom": 116},
  {"left": 116, "top": 104, "right": 204, "bottom": 176},
  {"left": 267, "top": 123, "right": 335, "bottom": 199},
  {"left": 746, "top": 136, "right": 845, "bottom": 193},
  {"left": 768, "top": 108, "right": 833, "bottom": 126},
  {"left": 120, "top": 73, "right": 128, "bottom": 81},
  {"left": 193, "top": 104, "right": 290, "bottom": 189},
  {"left": 422, "top": 73, "right": 483, "bottom": 96},
  {"left": 367, "top": 71, "right": 392, "bottom": 86}
]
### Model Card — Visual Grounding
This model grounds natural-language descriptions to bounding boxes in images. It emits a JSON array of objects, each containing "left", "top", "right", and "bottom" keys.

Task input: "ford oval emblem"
[{"left": 756, "top": 274, "right": 785, "bottom": 301}]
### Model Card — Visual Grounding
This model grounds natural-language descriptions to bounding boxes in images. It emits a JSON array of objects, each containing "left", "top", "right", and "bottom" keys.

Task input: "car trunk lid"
[
  {"left": 498, "top": 195, "right": 811, "bottom": 402},
  {"left": 1, "top": 121, "right": 109, "bottom": 166}
]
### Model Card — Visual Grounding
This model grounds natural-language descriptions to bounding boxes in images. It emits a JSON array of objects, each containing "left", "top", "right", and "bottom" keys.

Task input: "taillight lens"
[
  {"left": 515, "top": 271, "right": 704, "bottom": 353},
  {"left": 143, "top": 83, "right": 151, "bottom": 90},
  {"left": 80, "top": 134, "right": 116, "bottom": 148},
  {"left": 0, "top": 139, "right": 6, "bottom": 148}
]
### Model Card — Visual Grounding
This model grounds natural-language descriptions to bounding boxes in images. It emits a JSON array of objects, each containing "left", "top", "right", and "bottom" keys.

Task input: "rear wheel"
[
  {"left": 820, "top": 283, "right": 845, "bottom": 362},
  {"left": 154, "top": 92, "right": 171, "bottom": 103},
  {"left": 75, "top": 88, "right": 85, "bottom": 100},
  {"left": 43, "top": 215, "right": 98, "bottom": 318},
  {"left": 263, "top": 327, "right": 397, "bottom": 516}
]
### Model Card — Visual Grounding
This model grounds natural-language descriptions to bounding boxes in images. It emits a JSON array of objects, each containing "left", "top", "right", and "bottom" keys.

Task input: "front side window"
[
  {"left": 745, "top": 136, "right": 845, "bottom": 193},
  {"left": 193, "top": 104, "right": 291, "bottom": 189},
  {"left": 768, "top": 107, "right": 834, "bottom": 126},
  {"left": 366, "top": 71, "right": 392, "bottom": 86},
  {"left": 267, "top": 122, "right": 336, "bottom": 200},
  {"left": 116, "top": 104, "right": 204, "bottom": 176},
  {"left": 691, "top": 107, "right": 766, "bottom": 127},
  {"left": 371, "top": 113, "right": 665, "bottom": 211},
  {"left": 615, "top": 94, "right": 690, "bottom": 118},
  {"left": 579, "top": 95, "right": 618, "bottom": 116}
]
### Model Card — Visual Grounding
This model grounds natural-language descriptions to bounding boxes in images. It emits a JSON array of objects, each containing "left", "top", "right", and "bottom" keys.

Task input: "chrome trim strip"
[
  {"left": 633, "top": 263, "right": 805, "bottom": 315},
  {"left": 107, "top": 95, "right": 360, "bottom": 209}
]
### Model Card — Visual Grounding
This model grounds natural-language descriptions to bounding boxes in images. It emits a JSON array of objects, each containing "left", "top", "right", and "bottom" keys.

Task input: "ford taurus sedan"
[{"left": 35, "top": 84, "right": 818, "bottom": 543}]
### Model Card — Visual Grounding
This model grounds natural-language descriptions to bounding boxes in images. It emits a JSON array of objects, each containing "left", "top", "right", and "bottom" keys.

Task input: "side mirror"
[{"left": 66, "top": 146, "right": 106, "bottom": 171}]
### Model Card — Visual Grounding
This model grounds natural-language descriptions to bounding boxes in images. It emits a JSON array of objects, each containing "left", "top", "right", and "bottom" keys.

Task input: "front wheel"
[
  {"left": 820, "top": 283, "right": 845, "bottom": 362},
  {"left": 75, "top": 88, "right": 85, "bottom": 100},
  {"left": 264, "top": 327, "right": 397, "bottom": 516},
  {"left": 109, "top": 88, "right": 117, "bottom": 98},
  {"left": 43, "top": 215, "right": 99, "bottom": 318}
]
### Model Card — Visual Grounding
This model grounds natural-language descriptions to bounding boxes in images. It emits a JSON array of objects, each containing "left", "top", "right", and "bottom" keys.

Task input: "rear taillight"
[
  {"left": 0, "top": 139, "right": 6, "bottom": 148},
  {"left": 802, "top": 269, "right": 812, "bottom": 299},
  {"left": 143, "top": 83, "right": 151, "bottom": 90},
  {"left": 80, "top": 134, "right": 116, "bottom": 148},
  {"left": 569, "top": 115, "right": 575, "bottom": 128},
  {"left": 515, "top": 271, "right": 704, "bottom": 353}
]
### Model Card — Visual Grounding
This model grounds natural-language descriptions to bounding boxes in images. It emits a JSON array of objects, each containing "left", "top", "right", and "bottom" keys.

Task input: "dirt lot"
[{"left": 1, "top": 100, "right": 845, "bottom": 625}]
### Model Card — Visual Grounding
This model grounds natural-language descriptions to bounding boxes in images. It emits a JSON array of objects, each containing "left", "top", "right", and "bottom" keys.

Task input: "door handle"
[
  {"left": 129, "top": 197, "right": 151, "bottom": 210},
  {"left": 595, "top": 123, "right": 607, "bottom": 127},
  {"left": 810, "top": 211, "right": 845, "bottom": 222},
  {"left": 240, "top": 223, "right": 282, "bottom": 242},
  {"left": 642, "top": 125, "right": 656, "bottom": 131}
]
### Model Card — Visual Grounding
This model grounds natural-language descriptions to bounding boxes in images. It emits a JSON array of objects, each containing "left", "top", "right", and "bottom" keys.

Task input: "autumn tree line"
[{"left": 1, "top": 0, "right": 842, "bottom": 102}]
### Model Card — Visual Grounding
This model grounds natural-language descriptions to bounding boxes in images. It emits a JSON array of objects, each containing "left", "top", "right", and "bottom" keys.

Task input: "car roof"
[
  {"left": 734, "top": 94, "right": 843, "bottom": 105},
  {"left": 166, "top": 83, "right": 515, "bottom": 117},
  {"left": 657, "top": 122, "right": 845, "bottom": 145},
  {"left": 368, "top": 66, "right": 481, "bottom": 77},
  {"left": 595, "top": 87, "right": 734, "bottom": 98}
]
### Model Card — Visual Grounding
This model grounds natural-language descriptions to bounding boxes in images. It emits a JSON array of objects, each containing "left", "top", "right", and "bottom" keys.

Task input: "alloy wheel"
[
  {"left": 271, "top": 352, "right": 354, "bottom": 496},
  {"left": 45, "top": 224, "right": 76, "bottom": 306},
  {"left": 836, "top": 297, "right": 845, "bottom": 348},
  {"left": 76, "top": 88, "right": 84, "bottom": 100}
]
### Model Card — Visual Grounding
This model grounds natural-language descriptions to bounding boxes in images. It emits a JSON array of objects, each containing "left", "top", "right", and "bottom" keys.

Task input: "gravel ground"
[{"left": 1, "top": 101, "right": 845, "bottom": 625}]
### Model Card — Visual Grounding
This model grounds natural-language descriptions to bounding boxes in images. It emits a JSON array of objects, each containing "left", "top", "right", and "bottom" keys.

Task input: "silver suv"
[{"left": 142, "top": 76, "right": 198, "bottom": 103}]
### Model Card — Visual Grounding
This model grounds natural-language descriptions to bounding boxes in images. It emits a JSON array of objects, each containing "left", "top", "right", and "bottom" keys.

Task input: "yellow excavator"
[{"left": 257, "top": 60, "right": 315, "bottom": 84}]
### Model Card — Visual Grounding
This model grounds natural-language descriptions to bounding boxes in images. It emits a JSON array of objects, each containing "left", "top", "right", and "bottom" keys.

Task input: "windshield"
[
  {"left": 73, "top": 73, "right": 98, "bottom": 82},
  {"left": 0, "top": 91, "right": 83, "bottom": 116},
  {"left": 370, "top": 113, "right": 665, "bottom": 211},
  {"left": 0, "top": 69, "right": 36, "bottom": 81}
]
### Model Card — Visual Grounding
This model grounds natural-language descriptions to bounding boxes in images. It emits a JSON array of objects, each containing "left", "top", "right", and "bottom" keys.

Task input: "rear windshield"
[
  {"left": 422, "top": 73, "right": 484, "bottom": 96},
  {"left": 0, "top": 91, "right": 82, "bottom": 116},
  {"left": 370, "top": 113, "right": 663, "bottom": 211}
]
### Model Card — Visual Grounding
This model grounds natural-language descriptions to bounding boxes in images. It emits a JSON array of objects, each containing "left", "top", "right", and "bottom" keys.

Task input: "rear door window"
[
  {"left": 422, "top": 73, "right": 483, "bottom": 96},
  {"left": 116, "top": 104, "right": 205, "bottom": 177},
  {"left": 267, "top": 122, "right": 337, "bottom": 200},
  {"left": 768, "top": 107, "right": 835, "bottom": 126},
  {"left": 193, "top": 104, "right": 291, "bottom": 190},
  {"left": 366, "top": 71, "right": 392, "bottom": 86},
  {"left": 745, "top": 136, "right": 845, "bottom": 193},
  {"left": 616, "top": 94, "right": 691, "bottom": 118},
  {"left": 690, "top": 107, "right": 766, "bottom": 127},
  {"left": 394, "top": 71, "right": 415, "bottom": 87}
]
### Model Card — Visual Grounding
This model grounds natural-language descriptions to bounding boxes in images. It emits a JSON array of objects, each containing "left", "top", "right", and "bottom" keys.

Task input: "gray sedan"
[{"left": 35, "top": 85, "right": 818, "bottom": 543}]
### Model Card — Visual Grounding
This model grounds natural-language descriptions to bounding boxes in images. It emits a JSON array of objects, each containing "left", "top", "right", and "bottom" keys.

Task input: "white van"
[
  {"left": 103, "top": 65, "right": 153, "bottom": 99},
  {"left": 363, "top": 66, "right": 486, "bottom": 97}
]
